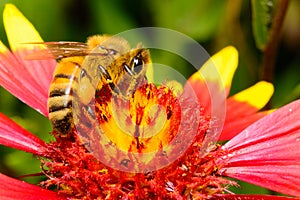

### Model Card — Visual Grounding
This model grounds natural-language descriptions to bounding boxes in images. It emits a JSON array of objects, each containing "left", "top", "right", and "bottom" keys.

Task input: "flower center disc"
[{"left": 95, "top": 83, "right": 181, "bottom": 154}]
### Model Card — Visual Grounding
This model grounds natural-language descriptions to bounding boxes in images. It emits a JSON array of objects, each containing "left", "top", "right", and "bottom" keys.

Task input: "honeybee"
[{"left": 44, "top": 35, "right": 151, "bottom": 135}]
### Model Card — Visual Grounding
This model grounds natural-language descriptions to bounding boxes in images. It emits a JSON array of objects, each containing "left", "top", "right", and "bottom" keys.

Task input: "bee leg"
[
  {"left": 108, "top": 82, "right": 121, "bottom": 95},
  {"left": 98, "top": 64, "right": 122, "bottom": 96},
  {"left": 123, "top": 64, "right": 135, "bottom": 76},
  {"left": 124, "top": 64, "right": 141, "bottom": 96},
  {"left": 97, "top": 64, "right": 112, "bottom": 81},
  {"left": 126, "top": 67, "right": 148, "bottom": 96}
]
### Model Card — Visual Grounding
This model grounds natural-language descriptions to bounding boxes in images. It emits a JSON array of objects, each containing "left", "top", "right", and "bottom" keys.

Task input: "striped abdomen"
[{"left": 48, "top": 58, "right": 82, "bottom": 135}]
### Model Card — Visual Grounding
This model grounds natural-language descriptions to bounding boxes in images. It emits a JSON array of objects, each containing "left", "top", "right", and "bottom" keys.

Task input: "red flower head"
[{"left": 0, "top": 4, "right": 300, "bottom": 200}]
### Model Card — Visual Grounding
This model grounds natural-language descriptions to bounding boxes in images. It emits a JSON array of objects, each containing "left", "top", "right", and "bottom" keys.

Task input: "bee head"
[{"left": 123, "top": 48, "right": 150, "bottom": 77}]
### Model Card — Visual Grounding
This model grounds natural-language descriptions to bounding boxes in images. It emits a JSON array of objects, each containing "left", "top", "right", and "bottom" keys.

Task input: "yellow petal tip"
[
  {"left": 3, "top": 4, "right": 43, "bottom": 51},
  {"left": 211, "top": 46, "right": 238, "bottom": 88},
  {"left": 191, "top": 46, "right": 239, "bottom": 92},
  {"left": 233, "top": 81, "right": 274, "bottom": 109},
  {"left": 0, "top": 41, "right": 9, "bottom": 53}
]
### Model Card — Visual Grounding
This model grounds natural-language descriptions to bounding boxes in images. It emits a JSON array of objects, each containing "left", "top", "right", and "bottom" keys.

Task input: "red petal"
[
  {"left": 0, "top": 173, "right": 64, "bottom": 200},
  {"left": 0, "top": 47, "right": 56, "bottom": 116},
  {"left": 219, "top": 98, "right": 267, "bottom": 140},
  {"left": 213, "top": 194, "right": 300, "bottom": 200},
  {"left": 185, "top": 77, "right": 228, "bottom": 117},
  {"left": 183, "top": 80, "right": 227, "bottom": 148},
  {"left": 221, "top": 100, "right": 300, "bottom": 197},
  {"left": 0, "top": 113, "right": 47, "bottom": 155}
]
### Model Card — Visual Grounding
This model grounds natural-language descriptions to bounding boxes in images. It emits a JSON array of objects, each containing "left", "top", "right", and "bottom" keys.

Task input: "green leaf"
[
  {"left": 148, "top": 0, "right": 226, "bottom": 41},
  {"left": 88, "top": 0, "right": 136, "bottom": 34},
  {"left": 272, "top": 59, "right": 300, "bottom": 107},
  {"left": 251, "top": 0, "right": 278, "bottom": 50}
]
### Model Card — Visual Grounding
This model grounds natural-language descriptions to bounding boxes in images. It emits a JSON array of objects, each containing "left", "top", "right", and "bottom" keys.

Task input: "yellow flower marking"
[
  {"left": 0, "top": 41, "right": 8, "bottom": 54},
  {"left": 190, "top": 46, "right": 238, "bottom": 90},
  {"left": 3, "top": 4, "right": 44, "bottom": 51},
  {"left": 232, "top": 81, "right": 274, "bottom": 109},
  {"left": 96, "top": 84, "right": 180, "bottom": 154}
]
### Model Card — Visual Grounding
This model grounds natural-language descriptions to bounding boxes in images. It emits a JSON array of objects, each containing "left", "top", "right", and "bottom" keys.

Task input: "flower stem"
[{"left": 261, "top": 0, "right": 289, "bottom": 82}]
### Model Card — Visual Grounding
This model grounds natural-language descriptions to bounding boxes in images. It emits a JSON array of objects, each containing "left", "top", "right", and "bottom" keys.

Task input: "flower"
[{"left": 1, "top": 4, "right": 300, "bottom": 200}]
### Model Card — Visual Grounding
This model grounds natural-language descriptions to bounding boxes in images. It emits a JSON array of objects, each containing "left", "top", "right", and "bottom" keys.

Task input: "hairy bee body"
[
  {"left": 47, "top": 35, "right": 151, "bottom": 135},
  {"left": 48, "top": 57, "right": 83, "bottom": 134}
]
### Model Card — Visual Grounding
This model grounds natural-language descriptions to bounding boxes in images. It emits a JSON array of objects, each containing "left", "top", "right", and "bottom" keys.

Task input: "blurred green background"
[{"left": 0, "top": 0, "right": 299, "bottom": 196}]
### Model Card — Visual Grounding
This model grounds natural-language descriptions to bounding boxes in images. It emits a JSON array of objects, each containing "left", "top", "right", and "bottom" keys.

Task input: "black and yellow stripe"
[{"left": 48, "top": 58, "right": 82, "bottom": 135}]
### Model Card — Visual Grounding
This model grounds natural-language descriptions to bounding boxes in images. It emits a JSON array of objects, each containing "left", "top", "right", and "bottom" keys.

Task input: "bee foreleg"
[
  {"left": 98, "top": 64, "right": 122, "bottom": 96},
  {"left": 98, "top": 64, "right": 112, "bottom": 80},
  {"left": 123, "top": 64, "right": 135, "bottom": 76}
]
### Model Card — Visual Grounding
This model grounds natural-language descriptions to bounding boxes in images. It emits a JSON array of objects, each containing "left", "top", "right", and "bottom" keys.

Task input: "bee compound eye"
[{"left": 132, "top": 57, "right": 143, "bottom": 74}]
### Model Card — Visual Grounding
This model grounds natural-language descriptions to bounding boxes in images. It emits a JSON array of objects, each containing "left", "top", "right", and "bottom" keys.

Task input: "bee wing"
[{"left": 25, "top": 42, "right": 91, "bottom": 60}]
